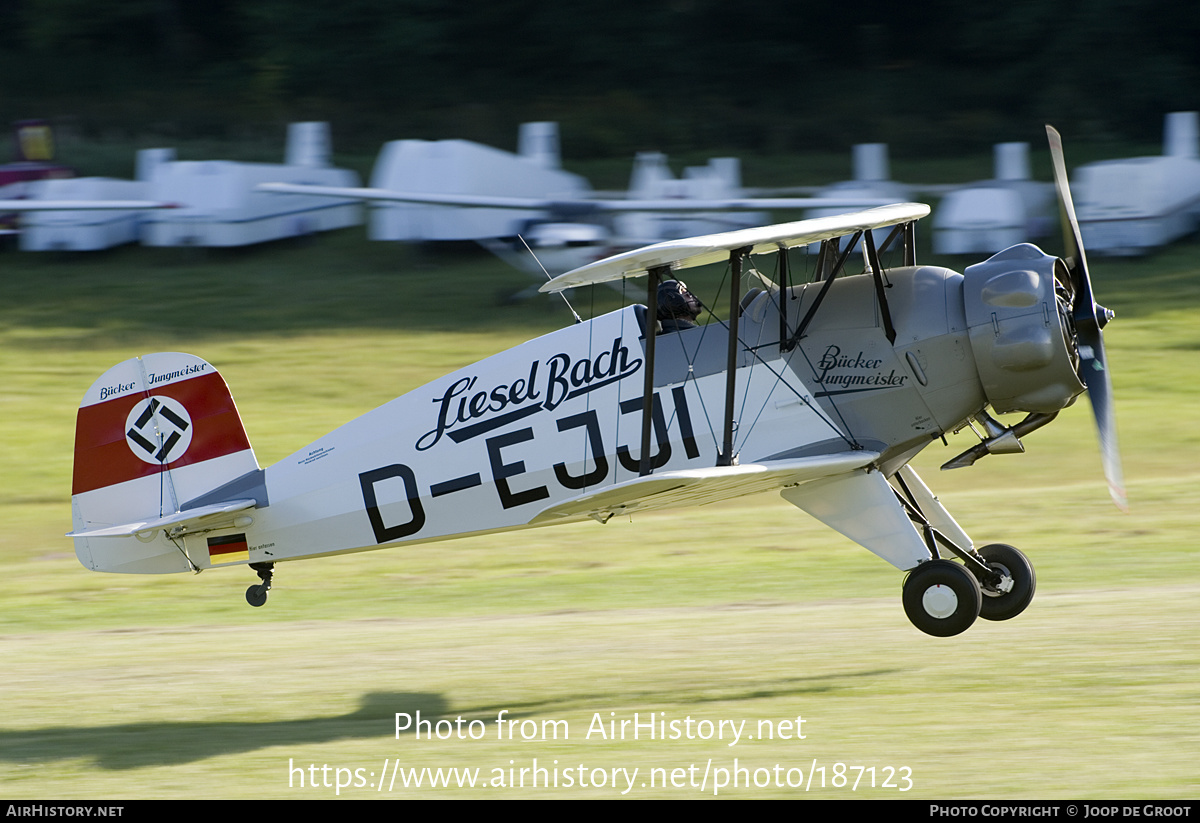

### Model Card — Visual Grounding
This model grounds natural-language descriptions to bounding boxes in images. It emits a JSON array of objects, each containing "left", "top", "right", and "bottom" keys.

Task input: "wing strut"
[
  {"left": 639, "top": 265, "right": 668, "bottom": 476},
  {"left": 638, "top": 249, "right": 746, "bottom": 474},
  {"left": 875, "top": 220, "right": 915, "bottom": 266},
  {"left": 781, "top": 219, "right": 917, "bottom": 351},
  {"left": 786, "top": 230, "right": 861, "bottom": 347},
  {"left": 863, "top": 229, "right": 897, "bottom": 344},
  {"left": 720, "top": 247, "right": 750, "bottom": 466},
  {"left": 778, "top": 246, "right": 792, "bottom": 353}
]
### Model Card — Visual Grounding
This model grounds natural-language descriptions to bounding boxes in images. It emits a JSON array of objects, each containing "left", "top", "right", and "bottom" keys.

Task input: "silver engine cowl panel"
[{"left": 961, "top": 244, "right": 1085, "bottom": 414}]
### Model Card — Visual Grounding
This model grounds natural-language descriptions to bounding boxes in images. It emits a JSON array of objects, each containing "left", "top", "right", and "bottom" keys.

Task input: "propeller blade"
[
  {"left": 1046, "top": 125, "right": 1127, "bottom": 511},
  {"left": 1076, "top": 324, "right": 1127, "bottom": 511},
  {"left": 1046, "top": 125, "right": 1094, "bottom": 323}
]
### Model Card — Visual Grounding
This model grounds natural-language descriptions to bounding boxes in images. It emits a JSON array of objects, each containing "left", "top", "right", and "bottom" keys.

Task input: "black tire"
[
  {"left": 902, "top": 559, "right": 982, "bottom": 637},
  {"left": 975, "top": 543, "right": 1035, "bottom": 621},
  {"left": 246, "top": 584, "right": 268, "bottom": 607}
]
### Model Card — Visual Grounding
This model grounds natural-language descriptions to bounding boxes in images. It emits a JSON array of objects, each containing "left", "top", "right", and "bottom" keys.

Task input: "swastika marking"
[{"left": 125, "top": 396, "right": 193, "bottom": 464}]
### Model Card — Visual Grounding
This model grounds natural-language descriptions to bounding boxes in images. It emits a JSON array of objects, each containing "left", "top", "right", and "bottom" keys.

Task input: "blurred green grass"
[{"left": 2, "top": 223, "right": 1198, "bottom": 798}]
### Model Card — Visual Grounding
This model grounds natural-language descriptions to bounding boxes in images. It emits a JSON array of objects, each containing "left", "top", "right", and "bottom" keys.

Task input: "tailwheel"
[
  {"left": 974, "top": 543, "right": 1036, "bottom": 621},
  {"left": 902, "top": 559, "right": 982, "bottom": 637},
  {"left": 245, "top": 562, "right": 275, "bottom": 608}
]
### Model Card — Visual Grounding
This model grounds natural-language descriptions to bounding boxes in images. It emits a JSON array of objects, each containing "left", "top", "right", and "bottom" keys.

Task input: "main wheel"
[
  {"left": 974, "top": 543, "right": 1035, "bottom": 621},
  {"left": 902, "top": 559, "right": 982, "bottom": 637},
  {"left": 246, "top": 584, "right": 268, "bottom": 607}
]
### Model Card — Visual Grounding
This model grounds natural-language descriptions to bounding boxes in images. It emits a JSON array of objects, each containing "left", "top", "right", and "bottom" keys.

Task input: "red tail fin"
[{"left": 71, "top": 353, "right": 260, "bottom": 573}]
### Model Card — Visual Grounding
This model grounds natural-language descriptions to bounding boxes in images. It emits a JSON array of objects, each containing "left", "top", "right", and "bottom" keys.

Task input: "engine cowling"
[{"left": 962, "top": 243, "right": 1085, "bottom": 414}]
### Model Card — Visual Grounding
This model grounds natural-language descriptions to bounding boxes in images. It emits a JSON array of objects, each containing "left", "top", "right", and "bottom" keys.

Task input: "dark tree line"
[{"left": 1, "top": 0, "right": 1196, "bottom": 156}]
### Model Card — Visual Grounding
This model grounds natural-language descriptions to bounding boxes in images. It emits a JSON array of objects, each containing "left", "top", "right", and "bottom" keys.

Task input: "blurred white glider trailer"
[
  {"left": 19, "top": 177, "right": 153, "bottom": 251},
  {"left": 255, "top": 122, "right": 895, "bottom": 278},
  {"left": 16, "top": 148, "right": 176, "bottom": 251},
  {"left": 808, "top": 144, "right": 911, "bottom": 251},
  {"left": 932, "top": 142, "right": 1055, "bottom": 255},
  {"left": 812, "top": 143, "right": 912, "bottom": 210},
  {"left": 1075, "top": 111, "right": 1200, "bottom": 255},
  {"left": 366, "top": 123, "right": 591, "bottom": 242},
  {"left": 142, "top": 122, "right": 362, "bottom": 248},
  {"left": 933, "top": 187, "right": 1027, "bottom": 255},
  {"left": 613, "top": 153, "right": 765, "bottom": 245}
]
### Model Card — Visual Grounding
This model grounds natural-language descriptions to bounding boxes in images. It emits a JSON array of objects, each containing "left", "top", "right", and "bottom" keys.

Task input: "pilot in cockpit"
[{"left": 657, "top": 279, "right": 703, "bottom": 333}]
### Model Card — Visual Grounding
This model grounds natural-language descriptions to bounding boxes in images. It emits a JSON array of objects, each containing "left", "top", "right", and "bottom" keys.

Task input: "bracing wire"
[{"left": 518, "top": 234, "right": 582, "bottom": 324}]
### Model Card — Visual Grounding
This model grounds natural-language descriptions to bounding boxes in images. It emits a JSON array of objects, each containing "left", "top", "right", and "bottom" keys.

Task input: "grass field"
[{"left": 2, "top": 225, "right": 1198, "bottom": 799}]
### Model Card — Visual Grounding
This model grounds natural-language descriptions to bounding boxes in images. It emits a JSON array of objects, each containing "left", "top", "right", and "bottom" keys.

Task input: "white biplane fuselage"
[{"left": 69, "top": 240, "right": 1072, "bottom": 572}]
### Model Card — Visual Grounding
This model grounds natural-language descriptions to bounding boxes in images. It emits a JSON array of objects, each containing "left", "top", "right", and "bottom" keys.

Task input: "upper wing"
[
  {"left": 540, "top": 203, "right": 930, "bottom": 292},
  {"left": 528, "top": 451, "right": 879, "bottom": 526}
]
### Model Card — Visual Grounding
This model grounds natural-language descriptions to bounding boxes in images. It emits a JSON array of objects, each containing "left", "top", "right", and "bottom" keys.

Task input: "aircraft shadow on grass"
[
  {"left": 1, "top": 672, "right": 896, "bottom": 770},
  {"left": 2, "top": 692, "right": 447, "bottom": 771}
]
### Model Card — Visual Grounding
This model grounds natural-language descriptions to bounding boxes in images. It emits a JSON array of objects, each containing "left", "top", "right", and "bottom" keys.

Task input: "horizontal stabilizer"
[
  {"left": 67, "top": 499, "right": 257, "bottom": 539},
  {"left": 530, "top": 452, "right": 879, "bottom": 525},
  {"left": 541, "top": 202, "right": 930, "bottom": 292}
]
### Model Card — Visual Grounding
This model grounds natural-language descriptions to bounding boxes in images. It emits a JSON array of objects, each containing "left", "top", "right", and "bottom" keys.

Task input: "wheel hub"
[
  {"left": 983, "top": 562, "right": 1015, "bottom": 596},
  {"left": 922, "top": 584, "right": 959, "bottom": 618}
]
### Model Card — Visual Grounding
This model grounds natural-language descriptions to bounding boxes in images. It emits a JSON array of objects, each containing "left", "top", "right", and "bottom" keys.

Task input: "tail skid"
[{"left": 70, "top": 353, "right": 261, "bottom": 573}]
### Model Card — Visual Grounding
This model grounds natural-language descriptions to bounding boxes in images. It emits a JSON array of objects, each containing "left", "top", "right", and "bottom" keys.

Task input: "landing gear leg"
[
  {"left": 246, "top": 562, "right": 274, "bottom": 607},
  {"left": 890, "top": 466, "right": 1035, "bottom": 633}
]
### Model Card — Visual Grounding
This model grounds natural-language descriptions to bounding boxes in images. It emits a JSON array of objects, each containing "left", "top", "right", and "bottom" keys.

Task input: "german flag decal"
[{"left": 207, "top": 533, "right": 249, "bottom": 566}]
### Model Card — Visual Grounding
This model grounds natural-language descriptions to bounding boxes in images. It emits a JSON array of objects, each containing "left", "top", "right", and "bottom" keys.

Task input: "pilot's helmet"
[{"left": 657, "top": 279, "right": 701, "bottom": 321}]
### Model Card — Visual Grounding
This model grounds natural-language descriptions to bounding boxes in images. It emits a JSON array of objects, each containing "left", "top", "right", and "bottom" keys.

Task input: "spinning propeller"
[{"left": 1045, "top": 125, "right": 1127, "bottom": 511}]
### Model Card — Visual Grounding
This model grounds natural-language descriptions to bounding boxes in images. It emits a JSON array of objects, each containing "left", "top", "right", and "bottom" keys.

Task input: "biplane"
[{"left": 69, "top": 128, "right": 1122, "bottom": 636}]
